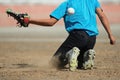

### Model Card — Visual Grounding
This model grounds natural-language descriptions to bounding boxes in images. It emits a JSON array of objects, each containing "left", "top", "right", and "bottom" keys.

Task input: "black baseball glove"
[{"left": 6, "top": 9, "right": 30, "bottom": 27}]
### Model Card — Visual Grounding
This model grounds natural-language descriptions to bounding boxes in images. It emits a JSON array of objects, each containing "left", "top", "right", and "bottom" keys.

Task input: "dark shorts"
[{"left": 53, "top": 30, "right": 96, "bottom": 67}]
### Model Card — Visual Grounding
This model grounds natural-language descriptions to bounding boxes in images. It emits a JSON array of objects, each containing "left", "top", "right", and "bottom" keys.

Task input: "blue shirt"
[{"left": 50, "top": 0, "right": 101, "bottom": 36}]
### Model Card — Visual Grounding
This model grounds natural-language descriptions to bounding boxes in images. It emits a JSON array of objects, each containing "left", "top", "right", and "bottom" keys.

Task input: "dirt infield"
[
  {"left": 0, "top": 25, "right": 120, "bottom": 80},
  {"left": 0, "top": 41, "right": 120, "bottom": 80}
]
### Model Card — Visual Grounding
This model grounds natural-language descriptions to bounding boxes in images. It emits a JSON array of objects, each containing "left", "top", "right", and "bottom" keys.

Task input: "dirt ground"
[{"left": 0, "top": 25, "right": 120, "bottom": 80}]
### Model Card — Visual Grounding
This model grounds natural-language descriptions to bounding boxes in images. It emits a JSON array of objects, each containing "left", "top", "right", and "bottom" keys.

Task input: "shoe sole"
[
  {"left": 83, "top": 49, "right": 95, "bottom": 70},
  {"left": 68, "top": 47, "right": 80, "bottom": 71}
]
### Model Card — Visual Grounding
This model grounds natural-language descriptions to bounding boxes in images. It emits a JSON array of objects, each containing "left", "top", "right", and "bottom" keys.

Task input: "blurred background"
[
  {"left": 0, "top": 0, "right": 120, "bottom": 4},
  {"left": 0, "top": 0, "right": 120, "bottom": 42},
  {"left": 0, "top": 0, "right": 120, "bottom": 27}
]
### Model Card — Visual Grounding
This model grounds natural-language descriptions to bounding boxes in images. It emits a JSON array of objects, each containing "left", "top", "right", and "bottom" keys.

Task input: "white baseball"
[{"left": 67, "top": 7, "right": 75, "bottom": 15}]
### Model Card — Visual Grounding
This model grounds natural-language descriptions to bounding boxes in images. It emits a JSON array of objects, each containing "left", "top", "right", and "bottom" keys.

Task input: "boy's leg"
[
  {"left": 51, "top": 30, "right": 91, "bottom": 70},
  {"left": 51, "top": 30, "right": 87, "bottom": 69},
  {"left": 77, "top": 36, "right": 96, "bottom": 69},
  {"left": 77, "top": 50, "right": 86, "bottom": 69},
  {"left": 51, "top": 33, "right": 76, "bottom": 69}
]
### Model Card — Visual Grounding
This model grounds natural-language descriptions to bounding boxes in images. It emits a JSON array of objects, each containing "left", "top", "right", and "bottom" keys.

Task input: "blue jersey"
[{"left": 50, "top": 0, "right": 101, "bottom": 36}]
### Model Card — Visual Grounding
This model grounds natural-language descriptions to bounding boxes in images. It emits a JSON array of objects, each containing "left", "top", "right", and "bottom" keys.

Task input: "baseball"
[{"left": 67, "top": 7, "right": 75, "bottom": 15}]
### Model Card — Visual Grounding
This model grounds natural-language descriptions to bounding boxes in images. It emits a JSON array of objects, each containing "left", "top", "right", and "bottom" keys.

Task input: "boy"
[{"left": 7, "top": 0, "right": 116, "bottom": 71}]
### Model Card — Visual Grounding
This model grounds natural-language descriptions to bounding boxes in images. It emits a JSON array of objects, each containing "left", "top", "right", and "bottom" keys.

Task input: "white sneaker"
[
  {"left": 83, "top": 49, "right": 95, "bottom": 70},
  {"left": 66, "top": 47, "right": 80, "bottom": 71}
]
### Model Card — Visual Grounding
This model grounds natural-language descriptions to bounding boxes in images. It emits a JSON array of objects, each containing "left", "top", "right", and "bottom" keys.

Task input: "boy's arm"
[
  {"left": 6, "top": 9, "right": 58, "bottom": 27},
  {"left": 29, "top": 17, "right": 58, "bottom": 26},
  {"left": 96, "top": 8, "right": 116, "bottom": 45}
]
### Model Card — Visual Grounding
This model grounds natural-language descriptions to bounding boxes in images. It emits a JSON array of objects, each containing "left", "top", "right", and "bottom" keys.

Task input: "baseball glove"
[{"left": 6, "top": 9, "right": 30, "bottom": 27}]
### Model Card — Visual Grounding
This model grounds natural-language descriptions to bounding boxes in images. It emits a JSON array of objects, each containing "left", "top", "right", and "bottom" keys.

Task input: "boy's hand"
[
  {"left": 6, "top": 9, "right": 30, "bottom": 27},
  {"left": 109, "top": 34, "right": 116, "bottom": 45}
]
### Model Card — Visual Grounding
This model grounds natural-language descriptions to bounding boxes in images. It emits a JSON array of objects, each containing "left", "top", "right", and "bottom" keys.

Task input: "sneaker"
[
  {"left": 83, "top": 49, "right": 95, "bottom": 70},
  {"left": 66, "top": 47, "right": 80, "bottom": 71}
]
